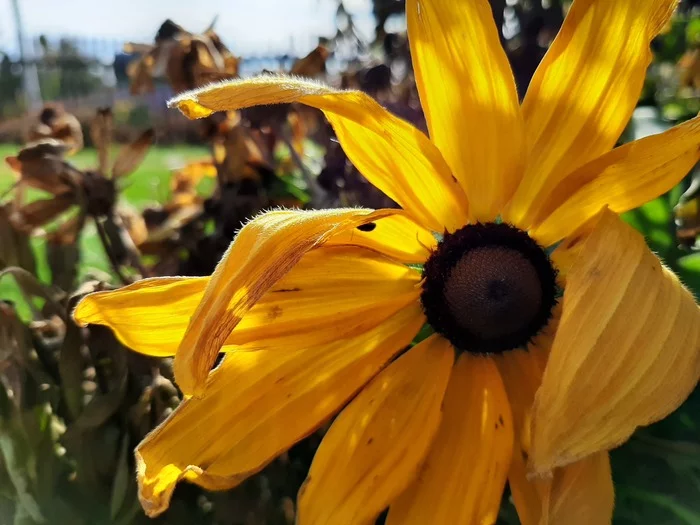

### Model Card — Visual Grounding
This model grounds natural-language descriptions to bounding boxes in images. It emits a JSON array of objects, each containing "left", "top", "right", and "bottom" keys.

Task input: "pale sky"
[{"left": 0, "top": 0, "right": 375, "bottom": 57}]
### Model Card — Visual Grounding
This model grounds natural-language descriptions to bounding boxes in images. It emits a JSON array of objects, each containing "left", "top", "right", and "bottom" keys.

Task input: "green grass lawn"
[{"left": 0, "top": 142, "right": 209, "bottom": 318}]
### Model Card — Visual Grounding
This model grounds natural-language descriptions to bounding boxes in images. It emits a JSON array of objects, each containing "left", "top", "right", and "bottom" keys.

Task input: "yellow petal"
[
  {"left": 169, "top": 76, "right": 469, "bottom": 232},
  {"left": 532, "top": 209, "right": 700, "bottom": 472},
  {"left": 532, "top": 115, "right": 700, "bottom": 246},
  {"left": 136, "top": 304, "right": 426, "bottom": 517},
  {"left": 228, "top": 246, "right": 422, "bottom": 348},
  {"left": 297, "top": 334, "right": 454, "bottom": 525},
  {"left": 543, "top": 452, "right": 614, "bottom": 525},
  {"left": 73, "top": 245, "right": 421, "bottom": 357},
  {"left": 407, "top": 0, "right": 524, "bottom": 221},
  {"left": 387, "top": 353, "right": 513, "bottom": 525},
  {"left": 495, "top": 311, "right": 613, "bottom": 525},
  {"left": 495, "top": 340, "right": 552, "bottom": 525},
  {"left": 175, "top": 208, "right": 396, "bottom": 395},
  {"left": 73, "top": 276, "right": 207, "bottom": 357},
  {"left": 507, "top": 0, "right": 679, "bottom": 228},
  {"left": 324, "top": 213, "right": 436, "bottom": 264}
]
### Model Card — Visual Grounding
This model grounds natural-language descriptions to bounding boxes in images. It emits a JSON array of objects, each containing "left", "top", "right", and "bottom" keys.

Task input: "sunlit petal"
[
  {"left": 387, "top": 353, "right": 512, "bottom": 525},
  {"left": 532, "top": 115, "right": 700, "bottom": 246},
  {"left": 169, "top": 76, "right": 469, "bottom": 232},
  {"left": 407, "top": 0, "right": 524, "bottom": 220},
  {"left": 136, "top": 305, "right": 425, "bottom": 517},
  {"left": 297, "top": 334, "right": 453, "bottom": 525},
  {"left": 74, "top": 245, "right": 421, "bottom": 357},
  {"left": 508, "top": 0, "right": 679, "bottom": 228},
  {"left": 174, "top": 207, "right": 397, "bottom": 395},
  {"left": 532, "top": 209, "right": 700, "bottom": 471}
]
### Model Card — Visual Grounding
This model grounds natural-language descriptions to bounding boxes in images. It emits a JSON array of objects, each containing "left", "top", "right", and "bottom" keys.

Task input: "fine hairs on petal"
[{"left": 167, "top": 75, "right": 352, "bottom": 119}]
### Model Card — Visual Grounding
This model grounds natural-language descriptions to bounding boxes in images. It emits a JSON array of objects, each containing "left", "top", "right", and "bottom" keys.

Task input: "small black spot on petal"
[{"left": 357, "top": 222, "right": 377, "bottom": 232}]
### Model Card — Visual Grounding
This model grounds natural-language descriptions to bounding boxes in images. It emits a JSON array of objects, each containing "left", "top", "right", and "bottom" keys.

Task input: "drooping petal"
[
  {"left": 135, "top": 305, "right": 425, "bottom": 517},
  {"left": 91, "top": 108, "right": 113, "bottom": 175},
  {"left": 297, "top": 334, "right": 454, "bottom": 525},
  {"left": 169, "top": 76, "right": 469, "bottom": 232},
  {"left": 532, "top": 115, "right": 700, "bottom": 246},
  {"left": 387, "top": 353, "right": 513, "bottom": 525},
  {"left": 543, "top": 452, "right": 614, "bottom": 525},
  {"left": 13, "top": 192, "right": 75, "bottom": 230},
  {"left": 324, "top": 213, "right": 436, "bottom": 264},
  {"left": 407, "top": 0, "right": 524, "bottom": 221},
  {"left": 73, "top": 245, "right": 421, "bottom": 357},
  {"left": 175, "top": 208, "right": 398, "bottom": 395},
  {"left": 508, "top": 0, "right": 679, "bottom": 228},
  {"left": 532, "top": 209, "right": 700, "bottom": 472}
]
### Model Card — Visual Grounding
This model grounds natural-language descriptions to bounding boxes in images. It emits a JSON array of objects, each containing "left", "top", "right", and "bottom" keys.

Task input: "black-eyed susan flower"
[{"left": 73, "top": 0, "right": 700, "bottom": 522}]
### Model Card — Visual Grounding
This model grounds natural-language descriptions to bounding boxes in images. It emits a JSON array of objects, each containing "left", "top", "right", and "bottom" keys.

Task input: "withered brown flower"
[
  {"left": 26, "top": 103, "right": 84, "bottom": 154},
  {"left": 7, "top": 108, "right": 153, "bottom": 250},
  {"left": 124, "top": 19, "right": 240, "bottom": 95}
]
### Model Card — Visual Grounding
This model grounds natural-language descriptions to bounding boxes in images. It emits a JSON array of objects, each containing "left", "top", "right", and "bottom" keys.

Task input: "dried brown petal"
[
  {"left": 90, "top": 108, "right": 114, "bottom": 175},
  {"left": 111, "top": 128, "right": 155, "bottom": 179}
]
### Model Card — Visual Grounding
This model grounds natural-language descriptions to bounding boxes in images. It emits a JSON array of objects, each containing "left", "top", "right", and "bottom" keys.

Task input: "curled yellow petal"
[
  {"left": 174, "top": 207, "right": 395, "bottom": 395},
  {"left": 136, "top": 304, "right": 426, "bottom": 517},
  {"left": 228, "top": 245, "right": 422, "bottom": 349},
  {"left": 407, "top": 0, "right": 524, "bottom": 221},
  {"left": 532, "top": 115, "right": 700, "bottom": 246},
  {"left": 532, "top": 209, "right": 700, "bottom": 472},
  {"left": 387, "top": 353, "right": 513, "bottom": 525},
  {"left": 169, "top": 76, "right": 469, "bottom": 232},
  {"left": 508, "top": 0, "right": 679, "bottom": 227},
  {"left": 297, "top": 334, "right": 454, "bottom": 525}
]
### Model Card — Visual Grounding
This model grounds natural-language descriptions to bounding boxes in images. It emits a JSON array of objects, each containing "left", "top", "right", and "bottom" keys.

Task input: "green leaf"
[
  {"left": 678, "top": 254, "right": 700, "bottom": 273},
  {"left": 0, "top": 392, "right": 45, "bottom": 523},
  {"left": 109, "top": 434, "right": 131, "bottom": 519},
  {"left": 621, "top": 488, "right": 700, "bottom": 525}
]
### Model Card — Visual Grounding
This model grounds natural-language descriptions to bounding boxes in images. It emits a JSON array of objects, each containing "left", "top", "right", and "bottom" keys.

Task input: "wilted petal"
[
  {"left": 496, "top": 315, "right": 613, "bottom": 525},
  {"left": 171, "top": 208, "right": 401, "bottom": 395},
  {"left": 169, "top": 76, "right": 469, "bottom": 232},
  {"left": 73, "top": 245, "right": 421, "bottom": 357},
  {"left": 111, "top": 128, "right": 155, "bottom": 178},
  {"left": 532, "top": 209, "right": 700, "bottom": 471}
]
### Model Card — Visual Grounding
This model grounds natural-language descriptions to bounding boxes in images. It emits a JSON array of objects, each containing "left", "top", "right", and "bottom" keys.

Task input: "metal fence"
[{"left": 0, "top": 35, "right": 303, "bottom": 143}]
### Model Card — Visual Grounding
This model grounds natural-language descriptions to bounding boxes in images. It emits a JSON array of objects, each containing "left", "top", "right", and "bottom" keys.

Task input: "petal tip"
[{"left": 167, "top": 94, "right": 213, "bottom": 119}]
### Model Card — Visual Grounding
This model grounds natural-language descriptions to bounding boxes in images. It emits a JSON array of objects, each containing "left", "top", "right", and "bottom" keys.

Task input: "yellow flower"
[{"left": 73, "top": 0, "right": 700, "bottom": 522}]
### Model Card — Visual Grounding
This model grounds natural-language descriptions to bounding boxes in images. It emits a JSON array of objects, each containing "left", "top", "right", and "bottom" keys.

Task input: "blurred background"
[{"left": 0, "top": 0, "right": 699, "bottom": 524}]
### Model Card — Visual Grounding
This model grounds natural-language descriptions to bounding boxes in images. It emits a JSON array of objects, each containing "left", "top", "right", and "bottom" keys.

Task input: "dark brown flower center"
[{"left": 421, "top": 222, "right": 557, "bottom": 354}]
